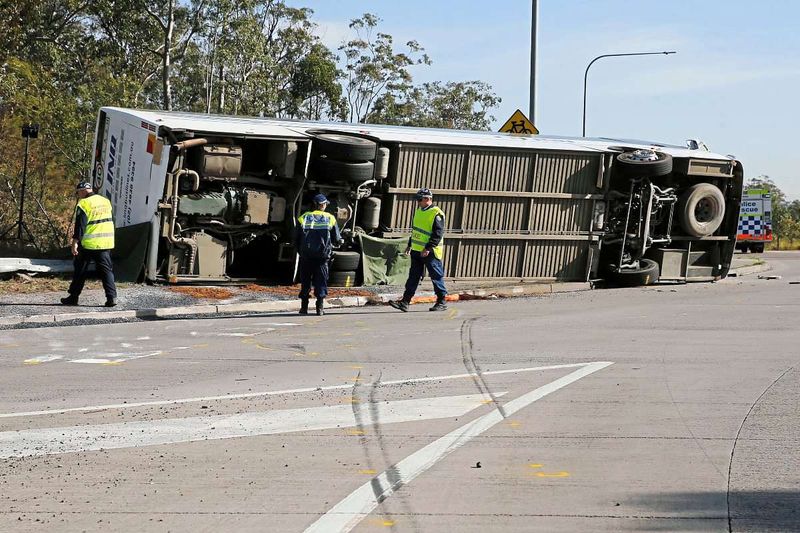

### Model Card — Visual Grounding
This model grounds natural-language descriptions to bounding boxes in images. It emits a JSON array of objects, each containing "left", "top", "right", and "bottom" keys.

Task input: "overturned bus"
[{"left": 91, "top": 107, "right": 743, "bottom": 286}]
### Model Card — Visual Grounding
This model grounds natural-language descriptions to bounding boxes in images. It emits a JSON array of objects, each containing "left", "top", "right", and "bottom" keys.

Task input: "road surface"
[{"left": 1, "top": 251, "right": 798, "bottom": 532}]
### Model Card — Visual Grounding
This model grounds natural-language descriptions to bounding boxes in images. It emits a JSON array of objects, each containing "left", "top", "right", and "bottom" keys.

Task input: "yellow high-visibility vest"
[
  {"left": 298, "top": 210, "right": 337, "bottom": 229},
  {"left": 77, "top": 194, "right": 115, "bottom": 250},
  {"left": 410, "top": 206, "right": 445, "bottom": 260}
]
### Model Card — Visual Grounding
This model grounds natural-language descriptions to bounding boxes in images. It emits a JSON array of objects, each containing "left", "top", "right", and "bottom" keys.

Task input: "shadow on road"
[{"left": 628, "top": 490, "right": 800, "bottom": 532}]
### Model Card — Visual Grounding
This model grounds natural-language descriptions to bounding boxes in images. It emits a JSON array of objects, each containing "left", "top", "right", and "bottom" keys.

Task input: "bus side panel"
[
  {"left": 94, "top": 110, "right": 164, "bottom": 281},
  {"left": 380, "top": 144, "right": 601, "bottom": 281}
]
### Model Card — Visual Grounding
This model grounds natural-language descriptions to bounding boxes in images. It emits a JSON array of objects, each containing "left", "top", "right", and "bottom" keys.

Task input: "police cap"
[{"left": 415, "top": 188, "right": 433, "bottom": 200}]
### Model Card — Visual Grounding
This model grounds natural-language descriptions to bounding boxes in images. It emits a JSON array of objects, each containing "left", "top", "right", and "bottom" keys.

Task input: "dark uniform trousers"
[
  {"left": 402, "top": 250, "right": 447, "bottom": 301},
  {"left": 299, "top": 257, "right": 330, "bottom": 299},
  {"left": 69, "top": 249, "right": 117, "bottom": 300}
]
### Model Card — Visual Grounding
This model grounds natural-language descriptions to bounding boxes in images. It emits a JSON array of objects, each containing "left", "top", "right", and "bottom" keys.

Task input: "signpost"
[{"left": 499, "top": 109, "right": 539, "bottom": 135}]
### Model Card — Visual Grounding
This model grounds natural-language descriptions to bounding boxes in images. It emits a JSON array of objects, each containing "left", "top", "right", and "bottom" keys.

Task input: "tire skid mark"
[
  {"left": 461, "top": 317, "right": 507, "bottom": 418},
  {"left": 367, "top": 373, "right": 420, "bottom": 531},
  {"left": 726, "top": 364, "right": 796, "bottom": 533},
  {"left": 349, "top": 373, "right": 379, "bottom": 493},
  {"left": 660, "top": 346, "right": 726, "bottom": 482}
]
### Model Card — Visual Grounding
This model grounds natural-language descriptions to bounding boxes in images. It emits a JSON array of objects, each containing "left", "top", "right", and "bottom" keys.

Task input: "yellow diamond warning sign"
[{"left": 499, "top": 109, "right": 538, "bottom": 135}]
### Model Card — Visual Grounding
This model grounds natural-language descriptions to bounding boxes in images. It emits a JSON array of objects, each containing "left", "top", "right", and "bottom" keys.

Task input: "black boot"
[
  {"left": 299, "top": 297, "right": 309, "bottom": 315},
  {"left": 429, "top": 297, "right": 448, "bottom": 312},
  {"left": 316, "top": 297, "right": 324, "bottom": 316},
  {"left": 389, "top": 299, "right": 409, "bottom": 312},
  {"left": 60, "top": 295, "right": 79, "bottom": 306}
]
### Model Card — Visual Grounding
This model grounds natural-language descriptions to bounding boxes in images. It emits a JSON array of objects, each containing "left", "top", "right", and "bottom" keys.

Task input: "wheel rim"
[
  {"left": 625, "top": 149, "right": 659, "bottom": 162},
  {"left": 694, "top": 197, "right": 717, "bottom": 223}
]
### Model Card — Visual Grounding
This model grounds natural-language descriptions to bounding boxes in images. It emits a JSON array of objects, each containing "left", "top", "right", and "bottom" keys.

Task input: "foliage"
[
  {"left": 0, "top": 1, "right": 138, "bottom": 251},
  {"left": 339, "top": 13, "right": 430, "bottom": 123},
  {"left": 0, "top": 2, "right": 500, "bottom": 253},
  {"left": 369, "top": 80, "right": 500, "bottom": 130}
]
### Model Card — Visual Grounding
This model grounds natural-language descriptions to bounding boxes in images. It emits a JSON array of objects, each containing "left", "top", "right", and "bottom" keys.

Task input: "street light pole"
[
  {"left": 582, "top": 51, "right": 676, "bottom": 137},
  {"left": 529, "top": 0, "right": 538, "bottom": 124}
]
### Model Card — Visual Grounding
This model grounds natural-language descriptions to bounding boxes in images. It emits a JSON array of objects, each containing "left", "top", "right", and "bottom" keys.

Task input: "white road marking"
[
  {"left": 0, "top": 393, "right": 500, "bottom": 459},
  {"left": 226, "top": 324, "right": 298, "bottom": 329},
  {"left": 23, "top": 355, "right": 63, "bottom": 364},
  {"left": 23, "top": 345, "right": 195, "bottom": 366},
  {"left": 304, "top": 361, "right": 614, "bottom": 533},
  {"left": 0, "top": 362, "right": 599, "bottom": 419},
  {"left": 70, "top": 351, "right": 163, "bottom": 364}
]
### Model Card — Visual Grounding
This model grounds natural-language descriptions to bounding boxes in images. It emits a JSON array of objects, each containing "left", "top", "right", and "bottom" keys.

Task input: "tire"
[
  {"left": 329, "top": 270, "right": 357, "bottom": 287},
  {"left": 606, "top": 259, "right": 660, "bottom": 287},
  {"left": 615, "top": 151, "right": 673, "bottom": 178},
  {"left": 331, "top": 251, "right": 361, "bottom": 271},
  {"left": 751, "top": 243, "right": 765, "bottom": 254},
  {"left": 316, "top": 158, "right": 375, "bottom": 182},
  {"left": 678, "top": 183, "right": 726, "bottom": 237},
  {"left": 313, "top": 133, "right": 377, "bottom": 162}
]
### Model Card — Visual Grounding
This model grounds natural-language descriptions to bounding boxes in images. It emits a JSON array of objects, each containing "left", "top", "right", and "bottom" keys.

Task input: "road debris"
[{"left": 168, "top": 287, "right": 235, "bottom": 300}]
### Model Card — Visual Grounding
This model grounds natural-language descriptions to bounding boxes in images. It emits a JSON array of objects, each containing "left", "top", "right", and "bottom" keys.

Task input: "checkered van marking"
[{"left": 738, "top": 216, "right": 763, "bottom": 236}]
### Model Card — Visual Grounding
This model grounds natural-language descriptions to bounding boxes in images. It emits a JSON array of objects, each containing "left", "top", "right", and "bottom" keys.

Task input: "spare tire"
[
  {"left": 314, "top": 133, "right": 377, "bottom": 162},
  {"left": 678, "top": 183, "right": 726, "bottom": 237},
  {"left": 615, "top": 150, "right": 673, "bottom": 178},
  {"left": 331, "top": 251, "right": 361, "bottom": 271},
  {"left": 316, "top": 158, "right": 374, "bottom": 182},
  {"left": 606, "top": 259, "right": 660, "bottom": 287},
  {"left": 329, "top": 270, "right": 357, "bottom": 287}
]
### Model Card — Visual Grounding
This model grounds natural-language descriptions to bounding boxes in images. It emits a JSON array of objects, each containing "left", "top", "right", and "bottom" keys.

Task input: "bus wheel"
[
  {"left": 606, "top": 259, "right": 660, "bottom": 287},
  {"left": 678, "top": 183, "right": 726, "bottom": 237},
  {"left": 615, "top": 150, "right": 673, "bottom": 178},
  {"left": 313, "top": 133, "right": 377, "bottom": 162},
  {"left": 752, "top": 243, "right": 765, "bottom": 253},
  {"left": 331, "top": 251, "right": 361, "bottom": 271},
  {"left": 316, "top": 158, "right": 375, "bottom": 182},
  {"left": 329, "top": 270, "right": 357, "bottom": 287}
]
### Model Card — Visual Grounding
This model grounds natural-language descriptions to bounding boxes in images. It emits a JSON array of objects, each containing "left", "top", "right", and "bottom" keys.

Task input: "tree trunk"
[
  {"left": 205, "top": 49, "right": 215, "bottom": 114},
  {"left": 216, "top": 64, "right": 225, "bottom": 114},
  {"left": 205, "top": 27, "right": 220, "bottom": 114},
  {"left": 162, "top": 0, "right": 175, "bottom": 111}
]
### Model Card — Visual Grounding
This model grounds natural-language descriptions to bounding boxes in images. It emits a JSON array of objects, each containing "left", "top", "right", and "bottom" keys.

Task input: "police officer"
[
  {"left": 61, "top": 182, "right": 117, "bottom": 307},
  {"left": 389, "top": 188, "right": 448, "bottom": 312},
  {"left": 295, "top": 194, "right": 342, "bottom": 315}
]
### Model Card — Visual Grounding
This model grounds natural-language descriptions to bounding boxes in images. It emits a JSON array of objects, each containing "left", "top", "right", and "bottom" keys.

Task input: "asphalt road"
[{"left": 1, "top": 251, "right": 798, "bottom": 532}]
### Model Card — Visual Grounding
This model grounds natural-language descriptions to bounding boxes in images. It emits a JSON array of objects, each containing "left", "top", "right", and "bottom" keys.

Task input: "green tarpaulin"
[{"left": 358, "top": 234, "right": 410, "bottom": 286}]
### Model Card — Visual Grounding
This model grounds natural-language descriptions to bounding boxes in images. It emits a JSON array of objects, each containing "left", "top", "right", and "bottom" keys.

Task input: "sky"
[{"left": 287, "top": 0, "right": 800, "bottom": 199}]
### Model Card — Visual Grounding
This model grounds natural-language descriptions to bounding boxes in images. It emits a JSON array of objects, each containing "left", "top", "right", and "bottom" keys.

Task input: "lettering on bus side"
[{"left": 105, "top": 135, "right": 117, "bottom": 187}]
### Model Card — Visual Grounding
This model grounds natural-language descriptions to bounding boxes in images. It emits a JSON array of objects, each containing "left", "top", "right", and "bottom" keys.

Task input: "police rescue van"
[
  {"left": 90, "top": 107, "right": 744, "bottom": 286},
  {"left": 736, "top": 188, "right": 773, "bottom": 253}
]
